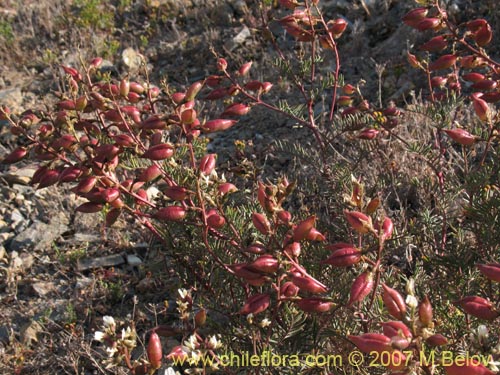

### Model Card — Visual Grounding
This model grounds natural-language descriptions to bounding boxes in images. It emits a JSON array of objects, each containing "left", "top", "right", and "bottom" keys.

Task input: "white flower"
[
  {"left": 106, "top": 345, "right": 118, "bottom": 357},
  {"left": 477, "top": 325, "right": 489, "bottom": 340},
  {"left": 406, "top": 295, "right": 418, "bottom": 309},
  {"left": 405, "top": 278, "right": 415, "bottom": 296},
  {"left": 259, "top": 318, "right": 271, "bottom": 328},
  {"left": 178, "top": 289, "right": 189, "bottom": 299},
  {"left": 184, "top": 334, "right": 198, "bottom": 351},
  {"left": 103, "top": 316, "right": 116, "bottom": 330},
  {"left": 94, "top": 330, "right": 105, "bottom": 342},
  {"left": 164, "top": 368, "right": 181, "bottom": 375},
  {"left": 207, "top": 335, "right": 221, "bottom": 350}
]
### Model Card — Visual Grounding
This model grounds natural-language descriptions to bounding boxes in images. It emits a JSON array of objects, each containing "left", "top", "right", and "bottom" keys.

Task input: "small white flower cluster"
[{"left": 93, "top": 316, "right": 137, "bottom": 368}]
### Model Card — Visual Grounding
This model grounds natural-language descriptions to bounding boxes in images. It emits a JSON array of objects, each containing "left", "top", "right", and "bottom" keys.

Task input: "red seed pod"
[
  {"left": 229, "top": 263, "right": 264, "bottom": 280},
  {"left": 199, "top": 153, "right": 216, "bottom": 175},
  {"left": 382, "top": 321, "right": 412, "bottom": 340},
  {"left": 466, "top": 19, "right": 488, "bottom": 33},
  {"left": 277, "top": 210, "right": 292, "bottom": 225},
  {"left": 347, "top": 271, "right": 374, "bottom": 307},
  {"left": 305, "top": 228, "right": 326, "bottom": 241},
  {"left": 138, "top": 164, "right": 162, "bottom": 182},
  {"left": 419, "top": 35, "right": 448, "bottom": 52},
  {"left": 95, "top": 144, "right": 120, "bottom": 160},
  {"left": 58, "top": 100, "right": 76, "bottom": 110},
  {"left": 284, "top": 241, "right": 301, "bottom": 257},
  {"left": 475, "top": 24, "right": 493, "bottom": 46},
  {"left": 471, "top": 79, "right": 497, "bottom": 91},
  {"left": 140, "top": 116, "right": 167, "bottom": 130},
  {"left": 295, "top": 298, "right": 334, "bottom": 313},
  {"left": 431, "top": 76, "right": 448, "bottom": 88},
  {"left": 248, "top": 255, "right": 278, "bottom": 274},
  {"left": 61, "top": 65, "right": 82, "bottom": 81},
  {"left": 218, "top": 182, "right": 238, "bottom": 196},
  {"left": 76, "top": 202, "right": 103, "bottom": 213},
  {"left": 202, "top": 119, "right": 237, "bottom": 132},
  {"left": 222, "top": 103, "right": 250, "bottom": 117},
  {"left": 207, "top": 210, "right": 226, "bottom": 229},
  {"left": 348, "top": 333, "right": 392, "bottom": 354},
  {"left": 426, "top": 334, "right": 448, "bottom": 346},
  {"left": 180, "top": 108, "right": 197, "bottom": 124},
  {"left": 89, "top": 57, "right": 103, "bottom": 68},
  {"left": 429, "top": 54, "right": 457, "bottom": 71},
  {"left": 337, "top": 95, "right": 353, "bottom": 107},
  {"left": 31, "top": 166, "right": 48, "bottom": 185},
  {"left": 204, "top": 87, "right": 228, "bottom": 100},
  {"left": 38, "top": 169, "right": 60, "bottom": 189},
  {"left": 280, "top": 281, "right": 299, "bottom": 297},
  {"left": 344, "top": 210, "right": 373, "bottom": 234},
  {"left": 472, "top": 94, "right": 490, "bottom": 122},
  {"left": 105, "top": 208, "right": 122, "bottom": 227},
  {"left": 445, "top": 359, "right": 495, "bottom": 375},
  {"left": 244, "top": 80, "right": 264, "bottom": 91},
  {"left": 205, "top": 75, "right": 222, "bottom": 88},
  {"left": 52, "top": 135, "right": 78, "bottom": 151},
  {"left": 244, "top": 243, "right": 266, "bottom": 254},
  {"left": 279, "top": 0, "right": 300, "bottom": 10},
  {"left": 147, "top": 332, "right": 163, "bottom": 369},
  {"left": 113, "top": 134, "right": 136, "bottom": 147},
  {"left": 454, "top": 296, "right": 499, "bottom": 320},
  {"left": 402, "top": 7, "right": 429, "bottom": 28},
  {"left": 419, "top": 295, "right": 433, "bottom": 326},
  {"left": 59, "top": 166, "right": 83, "bottom": 183},
  {"left": 322, "top": 246, "right": 361, "bottom": 267},
  {"left": 195, "top": 309, "right": 207, "bottom": 327},
  {"left": 110, "top": 197, "right": 125, "bottom": 209},
  {"left": 443, "top": 128, "right": 477, "bottom": 146},
  {"left": 154, "top": 206, "right": 187, "bottom": 221},
  {"left": 127, "top": 95, "right": 144, "bottom": 108},
  {"left": 86, "top": 188, "right": 120, "bottom": 203},
  {"left": 382, "top": 284, "right": 407, "bottom": 320},
  {"left": 463, "top": 72, "right": 485, "bottom": 83},
  {"left": 73, "top": 177, "right": 97, "bottom": 194},
  {"left": 121, "top": 106, "right": 141, "bottom": 123},
  {"left": 171, "top": 92, "right": 186, "bottom": 105},
  {"left": 375, "top": 217, "right": 394, "bottom": 240},
  {"left": 481, "top": 92, "right": 500, "bottom": 103},
  {"left": 164, "top": 186, "right": 189, "bottom": 201},
  {"left": 129, "top": 82, "right": 145, "bottom": 94},
  {"left": 238, "top": 61, "right": 252, "bottom": 76},
  {"left": 358, "top": 128, "right": 379, "bottom": 140},
  {"left": 239, "top": 293, "right": 270, "bottom": 315},
  {"left": 2, "top": 147, "right": 27, "bottom": 164},
  {"left": 461, "top": 55, "right": 487, "bottom": 69},
  {"left": 407, "top": 52, "right": 421, "bottom": 69},
  {"left": 166, "top": 345, "right": 189, "bottom": 362},
  {"left": 252, "top": 213, "right": 271, "bottom": 235},
  {"left": 217, "top": 58, "right": 228, "bottom": 71},
  {"left": 119, "top": 78, "right": 130, "bottom": 97},
  {"left": 415, "top": 18, "right": 441, "bottom": 31},
  {"left": 148, "top": 86, "right": 160, "bottom": 98},
  {"left": 141, "top": 143, "right": 175, "bottom": 160},
  {"left": 185, "top": 81, "right": 203, "bottom": 101},
  {"left": 291, "top": 274, "right": 328, "bottom": 294},
  {"left": 328, "top": 18, "right": 348, "bottom": 38},
  {"left": 365, "top": 197, "right": 380, "bottom": 215},
  {"left": 293, "top": 216, "right": 316, "bottom": 241},
  {"left": 477, "top": 263, "right": 500, "bottom": 282}
]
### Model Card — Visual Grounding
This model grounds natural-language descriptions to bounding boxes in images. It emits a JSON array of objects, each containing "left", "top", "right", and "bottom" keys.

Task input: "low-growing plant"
[{"left": 1, "top": 0, "right": 500, "bottom": 374}]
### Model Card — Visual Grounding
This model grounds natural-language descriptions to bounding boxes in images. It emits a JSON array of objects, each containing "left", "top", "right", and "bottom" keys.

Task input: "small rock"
[
  {"left": 122, "top": 48, "right": 144, "bottom": 72},
  {"left": 9, "top": 218, "right": 69, "bottom": 251},
  {"left": 225, "top": 26, "right": 251, "bottom": 51},
  {"left": 0, "top": 87, "right": 23, "bottom": 112},
  {"left": 77, "top": 253, "right": 125, "bottom": 271},
  {"left": 9, "top": 209, "right": 24, "bottom": 225},
  {"left": 126, "top": 254, "right": 142, "bottom": 267},
  {"left": 20, "top": 320, "right": 43, "bottom": 346},
  {"left": 31, "top": 281, "right": 55, "bottom": 297},
  {"left": 75, "top": 276, "right": 93, "bottom": 289}
]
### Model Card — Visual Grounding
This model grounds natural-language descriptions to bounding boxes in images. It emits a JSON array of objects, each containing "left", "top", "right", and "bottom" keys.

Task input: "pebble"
[{"left": 126, "top": 254, "right": 142, "bottom": 267}]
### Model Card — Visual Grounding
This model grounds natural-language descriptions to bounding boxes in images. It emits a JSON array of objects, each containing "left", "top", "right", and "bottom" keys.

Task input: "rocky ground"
[{"left": 0, "top": 0, "right": 499, "bottom": 373}]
